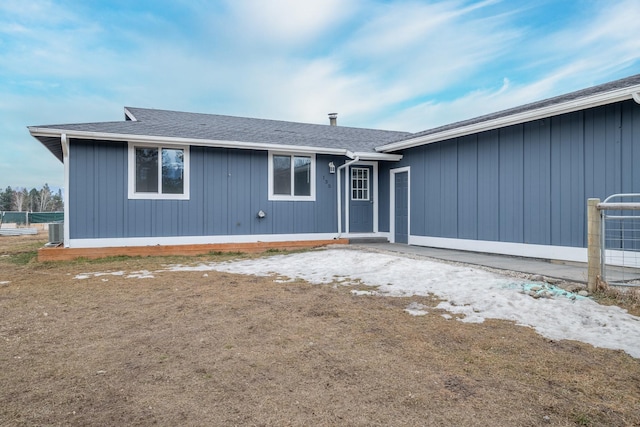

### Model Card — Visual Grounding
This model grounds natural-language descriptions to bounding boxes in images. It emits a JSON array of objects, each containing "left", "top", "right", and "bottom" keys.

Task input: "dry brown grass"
[
  {"left": 1, "top": 233, "right": 640, "bottom": 426},
  {"left": 592, "top": 279, "right": 640, "bottom": 317}
]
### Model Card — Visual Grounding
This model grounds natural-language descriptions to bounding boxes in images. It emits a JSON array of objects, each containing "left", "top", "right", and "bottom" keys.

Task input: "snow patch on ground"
[
  {"left": 405, "top": 302, "right": 429, "bottom": 316},
  {"left": 175, "top": 248, "right": 640, "bottom": 358},
  {"left": 73, "top": 248, "right": 640, "bottom": 358},
  {"left": 74, "top": 270, "right": 154, "bottom": 280},
  {"left": 75, "top": 271, "right": 125, "bottom": 280}
]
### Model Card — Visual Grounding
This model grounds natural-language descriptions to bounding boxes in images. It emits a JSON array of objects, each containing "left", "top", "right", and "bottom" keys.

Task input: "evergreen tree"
[{"left": 0, "top": 186, "right": 14, "bottom": 211}]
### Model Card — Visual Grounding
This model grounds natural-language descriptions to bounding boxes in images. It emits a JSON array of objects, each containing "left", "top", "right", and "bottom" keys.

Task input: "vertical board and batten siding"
[
  {"left": 69, "top": 141, "right": 340, "bottom": 239},
  {"left": 476, "top": 131, "right": 500, "bottom": 241},
  {"left": 457, "top": 135, "right": 478, "bottom": 240},
  {"left": 378, "top": 99, "right": 640, "bottom": 249}
]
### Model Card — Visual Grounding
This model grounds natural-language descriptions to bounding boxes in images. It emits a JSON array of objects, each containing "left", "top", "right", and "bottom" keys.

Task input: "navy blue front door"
[
  {"left": 394, "top": 171, "right": 409, "bottom": 243},
  {"left": 349, "top": 166, "right": 373, "bottom": 232}
]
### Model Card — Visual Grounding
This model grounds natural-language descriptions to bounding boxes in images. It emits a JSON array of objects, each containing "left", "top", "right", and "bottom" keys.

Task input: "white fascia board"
[
  {"left": 352, "top": 151, "right": 403, "bottom": 161},
  {"left": 124, "top": 108, "right": 137, "bottom": 121},
  {"left": 376, "top": 86, "right": 640, "bottom": 152},
  {"left": 28, "top": 127, "right": 349, "bottom": 156}
]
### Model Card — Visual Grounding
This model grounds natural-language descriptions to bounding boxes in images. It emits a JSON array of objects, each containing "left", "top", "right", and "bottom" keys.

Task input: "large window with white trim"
[
  {"left": 268, "top": 152, "right": 315, "bottom": 201},
  {"left": 128, "top": 143, "right": 190, "bottom": 200}
]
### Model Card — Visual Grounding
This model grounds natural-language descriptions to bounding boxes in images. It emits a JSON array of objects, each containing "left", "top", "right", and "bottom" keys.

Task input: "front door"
[
  {"left": 394, "top": 171, "right": 409, "bottom": 243},
  {"left": 349, "top": 166, "right": 374, "bottom": 232}
]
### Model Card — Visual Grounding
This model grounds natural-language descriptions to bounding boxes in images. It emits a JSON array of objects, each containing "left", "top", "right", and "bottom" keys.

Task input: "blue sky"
[{"left": 1, "top": 0, "right": 639, "bottom": 190}]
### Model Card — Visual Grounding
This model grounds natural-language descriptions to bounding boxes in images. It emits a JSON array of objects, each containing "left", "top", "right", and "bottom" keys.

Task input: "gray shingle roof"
[
  {"left": 30, "top": 73, "right": 640, "bottom": 162},
  {"left": 30, "top": 107, "right": 411, "bottom": 161}
]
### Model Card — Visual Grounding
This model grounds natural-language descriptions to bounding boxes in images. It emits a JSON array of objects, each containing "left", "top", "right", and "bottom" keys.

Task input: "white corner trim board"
[{"left": 408, "top": 235, "right": 588, "bottom": 264}]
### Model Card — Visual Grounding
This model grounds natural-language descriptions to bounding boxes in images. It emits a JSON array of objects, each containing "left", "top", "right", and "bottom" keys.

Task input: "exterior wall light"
[
  {"left": 257, "top": 210, "right": 266, "bottom": 219},
  {"left": 329, "top": 162, "right": 335, "bottom": 174}
]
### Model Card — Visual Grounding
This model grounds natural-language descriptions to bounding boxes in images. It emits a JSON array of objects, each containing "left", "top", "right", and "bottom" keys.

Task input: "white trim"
[
  {"left": 409, "top": 235, "right": 587, "bottom": 263},
  {"left": 377, "top": 84, "right": 640, "bottom": 152},
  {"left": 336, "top": 157, "right": 360, "bottom": 236},
  {"left": 28, "top": 127, "right": 405, "bottom": 161},
  {"left": 29, "top": 128, "right": 344, "bottom": 157},
  {"left": 61, "top": 134, "right": 70, "bottom": 248},
  {"left": 352, "top": 151, "right": 403, "bottom": 161},
  {"left": 127, "top": 142, "right": 190, "bottom": 200},
  {"left": 390, "top": 167, "right": 410, "bottom": 244},
  {"left": 268, "top": 152, "right": 316, "bottom": 201},
  {"left": 124, "top": 108, "right": 137, "bottom": 121},
  {"left": 68, "top": 232, "right": 343, "bottom": 249}
]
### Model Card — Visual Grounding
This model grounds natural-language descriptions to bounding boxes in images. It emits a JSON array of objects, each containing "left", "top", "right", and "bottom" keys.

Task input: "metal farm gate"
[{"left": 597, "top": 194, "right": 640, "bottom": 287}]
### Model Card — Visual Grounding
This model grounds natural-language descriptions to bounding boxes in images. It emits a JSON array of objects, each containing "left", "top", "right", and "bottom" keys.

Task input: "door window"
[{"left": 351, "top": 167, "right": 369, "bottom": 200}]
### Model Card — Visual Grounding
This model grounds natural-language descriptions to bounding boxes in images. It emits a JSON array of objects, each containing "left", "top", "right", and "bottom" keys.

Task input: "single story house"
[{"left": 29, "top": 73, "right": 640, "bottom": 261}]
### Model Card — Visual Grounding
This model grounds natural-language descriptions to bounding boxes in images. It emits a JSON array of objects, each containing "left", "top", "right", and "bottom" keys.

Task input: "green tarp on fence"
[
  {"left": 29, "top": 212, "right": 64, "bottom": 223},
  {"left": 0, "top": 211, "right": 64, "bottom": 224}
]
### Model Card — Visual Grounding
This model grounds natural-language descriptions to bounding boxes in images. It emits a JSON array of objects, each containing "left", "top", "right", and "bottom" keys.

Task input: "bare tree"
[
  {"left": 39, "top": 184, "right": 52, "bottom": 212},
  {"left": 28, "top": 188, "right": 39, "bottom": 212},
  {"left": 13, "top": 188, "right": 27, "bottom": 211}
]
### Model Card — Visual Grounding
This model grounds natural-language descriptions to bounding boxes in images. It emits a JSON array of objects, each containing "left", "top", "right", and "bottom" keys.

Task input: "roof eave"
[
  {"left": 27, "top": 127, "right": 353, "bottom": 157},
  {"left": 376, "top": 85, "right": 640, "bottom": 153},
  {"left": 352, "top": 151, "right": 403, "bottom": 161}
]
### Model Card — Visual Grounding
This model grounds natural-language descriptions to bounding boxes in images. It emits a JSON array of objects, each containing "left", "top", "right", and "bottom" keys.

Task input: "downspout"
[
  {"left": 633, "top": 92, "right": 640, "bottom": 104},
  {"left": 61, "top": 134, "right": 70, "bottom": 248},
  {"left": 336, "top": 153, "right": 359, "bottom": 238}
]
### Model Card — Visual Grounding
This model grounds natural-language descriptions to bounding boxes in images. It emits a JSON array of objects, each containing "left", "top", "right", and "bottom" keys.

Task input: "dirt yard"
[{"left": 1, "top": 233, "right": 640, "bottom": 426}]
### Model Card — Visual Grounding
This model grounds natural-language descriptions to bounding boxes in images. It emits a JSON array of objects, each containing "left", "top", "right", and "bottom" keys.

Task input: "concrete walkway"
[{"left": 350, "top": 243, "right": 590, "bottom": 284}]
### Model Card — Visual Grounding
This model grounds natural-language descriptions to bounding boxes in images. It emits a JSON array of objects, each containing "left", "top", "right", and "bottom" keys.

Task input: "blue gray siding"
[
  {"left": 69, "top": 141, "right": 341, "bottom": 239},
  {"left": 380, "top": 99, "right": 640, "bottom": 249}
]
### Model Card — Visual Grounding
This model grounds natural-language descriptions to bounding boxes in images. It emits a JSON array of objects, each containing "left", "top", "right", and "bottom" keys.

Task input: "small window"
[
  {"left": 269, "top": 152, "right": 315, "bottom": 201},
  {"left": 128, "top": 143, "right": 190, "bottom": 200},
  {"left": 351, "top": 167, "right": 369, "bottom": 200}
]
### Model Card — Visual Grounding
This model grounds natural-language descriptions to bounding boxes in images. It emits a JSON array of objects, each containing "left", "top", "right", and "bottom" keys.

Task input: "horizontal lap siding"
[
  {"left": 402, "top": 99, "right": 640, "bottom": 249},
  {"left": 70, "top": 143, "right": 339, "bottom": 239}
]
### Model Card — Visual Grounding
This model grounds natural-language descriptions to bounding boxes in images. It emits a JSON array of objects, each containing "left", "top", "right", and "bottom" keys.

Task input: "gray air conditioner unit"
[{"left": 48, "top": 223, "right": 64, "bottom": 245}]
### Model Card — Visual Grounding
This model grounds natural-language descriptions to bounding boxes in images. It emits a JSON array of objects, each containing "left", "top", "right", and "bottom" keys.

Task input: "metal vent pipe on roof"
[{"left": 328, "top": 113, "right": 338, "bottom": 126}]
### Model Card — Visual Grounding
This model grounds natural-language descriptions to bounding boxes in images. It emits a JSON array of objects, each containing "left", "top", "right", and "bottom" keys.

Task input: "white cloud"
[
  {"left": 218, "top": 0, "right": 358, "bottom": 48},
  {"left": 374, "top": 0, "right": 640, "bottom": 131},
  {"left": 1, "top": 0, "right": 640, "bottom": 189}
]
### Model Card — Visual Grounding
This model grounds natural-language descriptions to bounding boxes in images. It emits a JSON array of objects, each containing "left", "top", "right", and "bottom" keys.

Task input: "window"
[
  {"left": 351, "top": 167, "right": 369, "bottom": 200},
  {"left": 268, "top": 152, "right": 315, "bottom": 201},
  {"left": 128, "top": 143, "right": 190, "bottom": 200}
]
